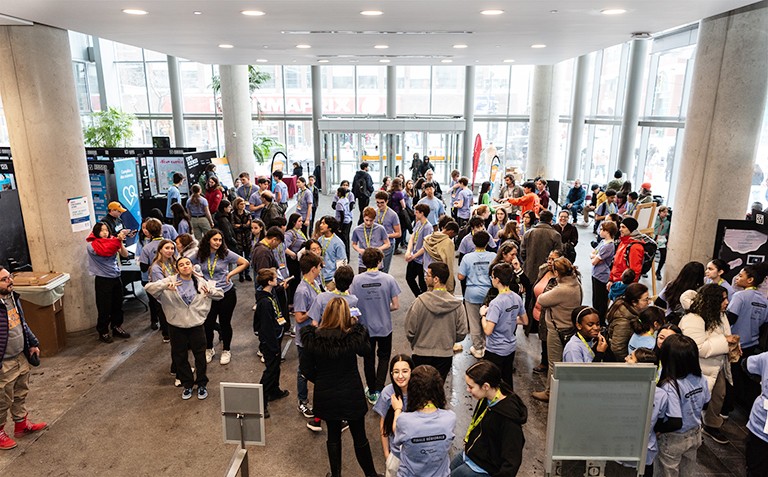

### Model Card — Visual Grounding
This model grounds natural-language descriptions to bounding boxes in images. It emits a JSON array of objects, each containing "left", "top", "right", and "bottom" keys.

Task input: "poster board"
[
  {"left": 713, "top": 219, "right": 768, "bottom": 283},
  {"left": 212, "top": 156, "right": 235, "bottom": 189},
  {"left": 155, "top": 156, "right": 189, "bottom": 194},
  {"left": 113, "top": 158, "right": 142, "bottom": 238},
  {"left": 634, "top": 202, "right": 657, "bottom": 234},
  {"left": 220, "top": 382, "right": 265, "bottom": 446},
  {"left": 544, "top": 363, "right": 656, "bottom": 476}
]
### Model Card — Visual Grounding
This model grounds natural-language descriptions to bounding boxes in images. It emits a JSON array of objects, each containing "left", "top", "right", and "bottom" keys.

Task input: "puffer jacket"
[
  {"left": 679, "top": 312, "right": 733, "bottom": 391},
  {"left": 538, "top": 274, "right": 582, "bottom": 331},
  {"left": 607, "top": 300, "right": 639, "bottom": 362}
]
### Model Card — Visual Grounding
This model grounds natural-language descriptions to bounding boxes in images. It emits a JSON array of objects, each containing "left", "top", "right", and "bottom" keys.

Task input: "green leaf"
[{"left": 82, "top": 107, "right": 136, "bottom": 147}]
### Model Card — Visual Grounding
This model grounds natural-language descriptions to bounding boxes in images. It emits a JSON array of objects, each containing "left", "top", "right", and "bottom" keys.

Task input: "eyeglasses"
[{"left": 376, "top": 201, "right": 386, "bottom": 205}]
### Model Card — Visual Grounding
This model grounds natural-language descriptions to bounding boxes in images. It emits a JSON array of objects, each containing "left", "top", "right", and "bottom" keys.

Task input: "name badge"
[{"left": 277, "top": 316, "right": 287, "bottom": 326}]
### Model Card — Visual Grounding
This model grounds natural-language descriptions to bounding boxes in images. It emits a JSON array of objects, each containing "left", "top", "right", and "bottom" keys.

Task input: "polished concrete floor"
[{"left": 0, "top": 195, "right": 750, "bottom": 477}]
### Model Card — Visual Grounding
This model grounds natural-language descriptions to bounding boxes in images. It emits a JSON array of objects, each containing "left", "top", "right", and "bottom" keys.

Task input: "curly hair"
[
  {"left": 690, "top": 283, "right": 727, "bottom": 332},
  {"left": 405, "top": 365, "right": 446, "bottom": 412}
]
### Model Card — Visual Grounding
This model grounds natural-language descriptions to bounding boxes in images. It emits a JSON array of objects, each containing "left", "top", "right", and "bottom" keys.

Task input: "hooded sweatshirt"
[
  {"left": 423, "top": 232, "right": 457, "bottom": 292},
  {"left": 405, "top": 290, "right": 468, "bottom": 357},
  {"left": 144, "top": 274, "right": 223, "bottom": 328},
  {"left": 464, "top": 391, "right": 527, "bottom": 477}
]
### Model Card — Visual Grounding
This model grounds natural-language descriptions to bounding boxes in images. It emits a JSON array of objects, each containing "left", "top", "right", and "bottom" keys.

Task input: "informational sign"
[
  {"left": 713, "top": 219, "right": 768, "bottom": 283},
  {"left": 113, "top": 158, "right": 142, "bottom": 234},
  {"left": 0, "top": 160, "right": 16, "bottom": 191},
  {"left": 67, "top": 196, "right": 91, "bottom": 232},
  {"left": 220, "top": 382, "right": 265, "bottom": 446},
  {"left": 88, "top": 162, "right": 110, "bottom": 220},
  {"left": 155, "top": 156, "right": 189, "bottom": 194},
  {"left": 137, "top": 156, "right": 153, "bottom": 199},
  {"left": 212, "top": 156, "right": 234, "bottom": 189}
]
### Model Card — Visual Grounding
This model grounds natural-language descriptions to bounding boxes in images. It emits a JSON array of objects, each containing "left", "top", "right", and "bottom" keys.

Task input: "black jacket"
[
  {"left": 254, "top": 289, "right": 284, "bottom": 354},
  {"left": 464, "top": 392, "right": 527, "bottom": 477},
  {"left": 300, "top": 323, "right": 370, "bottom": 421},
  {"left": 214, "top": 211, "right": 239, "bottom": 253},
  {"left": 261, "top": 201, "right": 281, "bottom": 229},
  {"left": 353, "top": 170, "right": 374, "bottom": 198}
]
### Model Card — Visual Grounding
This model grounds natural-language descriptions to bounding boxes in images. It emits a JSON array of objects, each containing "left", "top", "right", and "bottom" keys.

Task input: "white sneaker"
[
  {"left": 469, "top": 346, "right": 485, "bottom": 359},
  {"left": 220, "top": 350, "right": 232, "bottom": 365},
  {"left": 174, "top": 378, "right": 181, "bottom": 387},
  {"left": 205, "top": 348, "right": 215, "bottom": 363}
]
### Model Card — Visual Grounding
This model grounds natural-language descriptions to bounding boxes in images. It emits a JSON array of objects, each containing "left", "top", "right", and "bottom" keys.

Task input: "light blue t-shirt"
[
  {"left": 177, "top": 277, "right": 197, "bottom": 306},
  {"left": 350, "top": 271, "right": 401, "bottom": 337},
  {"left": 336, "top": 196, "right": 353, "bottom": 224},
  {"left": 485, "top": 291, "right": 525, "bottom": 356},
  {"left": 351, "top": 224, "right": 389, "bottom": 249},
  {"left": 187, "top": 197, "right": 209, "bottom": 217},
  {"left": 237, "top": 184, "right": 256, "bottom": 202},
  {"left": 411, "top": 221, "right": 433, "bottom": 265},
  {"left": 372, "top": 384, "right": 409, "bottom": 457},
  {"left": 161, "top": 224, "right": 178, "bottom": 241},
  {"left": 149, "top": 262, "right": 176, "bottom": 282},
  {"left": 487, "top": 222, "right": 502, "bottom": 241},
  {"left": 562, "top": 333, "right": 596, "bottom": 363},
  {"left": 86, "top": 243, "right": 121, "bottom": 279},
  {"left": 308, "top": 291, "right": 359, "bottom": 325},
  {"left": 458, "top": 232, "right": 497, "bottom": 255},
  {"left": 318, "top": 234, "right": 347, "bottom": 282},
  {"left": 661, "top": 374, "right": 711, "bottom": 433},
  {"left": 393, "top": 409, "right": 456, "bottom": 477},
  {"left": 648, "top": 388, "right": 669, "bottom": 465},
  {"left": 456, "top": 188, "right": 474, "bottom": 219},
  {"left": 592, "top": 239, "right": 616, "bottom": 283},
  {"left": 274, "top": 180, "right": 289, "bottom": 204},
  {"left": 192, "top": 250, "right": 241, "bottom": 293},
  {"left": 746, "top": 352, "right": 768, "bottom": 443},
  {"left": 417, "top": 196, "right": 445, "bottom": 226},
  {"left": 166, "top": 185, "right": 181, "bottom": 218},
  {"left": 284, "top": 229, "right": 307, "bottom": 254},
  {"left": 293, "top": 279, "right": 320, "bottom": 347},
  {"left": 248, "top": 191, "right": 263, "bottom": 219},
  {"left": 459, "top": 251, "right": 495, "bottom": 304},
  {"left": 139, "top": 238, "right": 163, "bottom": 268},
  {"left": 376, "top": 207, "right": 400, "bottom": 238},
  {"left": 296, "top": 188, "right": 313, "bottom": 221},
  {"left": 728, "top": 289, "right": 768, "bottom": 349},
  {"left": 705, "top": 278, "right": 735, "bottom": 301},
  {"left": 628, "top": 333, "right": 657, "bottom": 355},
  {"left": 177, "top": 219, "right": 190, "bottom": 235}
]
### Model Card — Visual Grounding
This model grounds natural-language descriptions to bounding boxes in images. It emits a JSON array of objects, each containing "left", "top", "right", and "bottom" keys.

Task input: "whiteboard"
[
  {"left": 634, "top": 202, "right": 657, "bottom": 233},
  {"left": 545, "top": 363, "right": 656, "bottom": 474},
  {"left": 154, "top": 156, "right": 189, "bottom": 194}
]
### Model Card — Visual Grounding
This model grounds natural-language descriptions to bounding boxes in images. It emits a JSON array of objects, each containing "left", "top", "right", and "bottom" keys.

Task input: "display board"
[
  {"left": 155, "top": 156, "right": 189, "bottom": 194},
  {"left": 220, "top": 382, "right": 265, "bottom": 446},
  {"left": 634, "top": 202, "right": 657, "bottom": 235},
  {"left": 213, "top": 156, "right": 235, "bottom": 189},
  {"left": 713, "top": 219, "right": 768, "bottom": 283},
  {"left": 0, "top": 151, "right": 31, "bottom": 268},
  {"left": 113, "top": 158, "right": 142, "bottom": 237},
  {"left": 184, "top": 151, "right": 216, "bottom": 189},
  {"left": 88, "top": 161, "right": 111, "bottom": 220},
  {"left": 545, "top": 363, "right": 656, "bottom": 476}
]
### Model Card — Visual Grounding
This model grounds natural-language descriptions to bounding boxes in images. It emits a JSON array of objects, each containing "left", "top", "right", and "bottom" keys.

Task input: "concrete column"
[
  {"left": 566, "top": 54, "right": 590, "bottom": 181},
  {"left": 219, "top": 65, "right": 254, "bottom": 179},
  {"left": 311, "top": 65, "right": 322, "bottom": 170},
  {"left": 527, "top": 65, "right": 561, "bottom": 179},
  {"left": 666, "top": 3, "right": 768, "bottom": 280},
  {"left": 461, "top": 65, "right": 475, "bottom": 180},
  {"left": 167, "top": 55, "right": 185, "bottom": 147},
  {"left": 386, "top": 65, "right": 396, "bottom": 176},
  {"left": 0, "top": 24, "right": 95, "bottom": 332},
  {"left": 616, "top": 38, "right": 650, "bottom": 178}
]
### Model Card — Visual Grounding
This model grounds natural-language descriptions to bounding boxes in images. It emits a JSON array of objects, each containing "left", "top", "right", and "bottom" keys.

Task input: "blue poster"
[{"left": 113, "top": 158, "right": 142, "bottom": 235}]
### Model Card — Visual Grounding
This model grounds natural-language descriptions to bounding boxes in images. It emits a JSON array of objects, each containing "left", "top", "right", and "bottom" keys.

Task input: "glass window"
[
  {"left": 115, "top": 62, "right": 149, "bottom": 113},
  {"left": 284, "top": 66, "right": 312, "bottom": 115},
  {"left": 474, "top": 66, "right": 509, "bottom": 116},
  {"left": 596, "top": 44, "right": 624, "bottom": 116},
  {"left": 130, "top": 119, "right": 153, "bottom": 146},
  {"left": 587, "top": 124, "right": 616, "bottom": 184},
  {"left": 87, "top": 62, "right": 101, "bottom": 111},
  {"left": 507, "top": 122, "right": 529, "bottom": 169},
  {"left": 509, "top": 66, "right": 533, "bottom": 115},
  {"left": 253, "top": 120, "right": 283, "bottom": 144},
  {"left": 180, "top": 62, "right": 216, "bottom": 114},
  {"left": 651, "top": 45, "right": 695, "bottom": 117},
  {"left": 151, "top": 119, "right": 175, "bottom": 145},
  {"left": 286, "top": 120, "right": 313, "bottom": 163},
  {"left": 639, "top": 127, "right": 679, "bottom": 200},
  {"left": 112, "top": 42, "right": 143, "bottom": 61},
  {"left": 185, "top": 119, "right": 220, "bottom": 152},
  {"left": 431, "top": 66, "right": 465, "bottom": 115},
  {"left": 143, "top": 49, "right": 166, "bottom": 62},
  {"left": 72, "top": 62, "right": 90, "bottom": 113},
  {"left": 558, "top": 59, "right": 575, "bottom": 116},
  {"left": 396, "top": 66, "right": 431, "bottom": 115},
  {"left": 254, "top": 65, "right": 284, "bottom": 115},
  {"left": 356, "top": 66, "right": 386, "bottom": 116},
  {"left": 322, "top": 66, "right": 356, "bottom": 115},
  {"left": 146, "top": 62, "right": 171, "bottom": 113}
]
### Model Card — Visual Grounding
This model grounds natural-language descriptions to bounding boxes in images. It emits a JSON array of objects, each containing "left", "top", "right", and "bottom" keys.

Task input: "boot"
[
  {"left": 326, "top": 442, "right": 342, "bottom": 477},
  {"left": 14, "top": 414, "right": 47, "bottom": 437},
  {"left": 0, "top": 429, "right": 17, "bottom": 450},
  {"left": 353, "top": 440, "right": 379, "bottom": 477}
]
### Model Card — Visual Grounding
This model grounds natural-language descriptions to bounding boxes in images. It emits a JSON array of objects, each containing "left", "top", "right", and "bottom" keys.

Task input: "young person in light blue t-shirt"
[
  {"left": 417, "top": 182, "right": 446, "bottom": 226},
  {"left": 562, "top": 306, "right": 608, "bottom": 363},
  {"left": 744, "top": 350, "right": 768, "bottom": 476},
  {"left": 628, "top": 306, "right": 664, "bottom": 355},
  {"left": 350, "top": 248, "right": 401, "bottom": 405},
  {"left": 481, "top": 263, "right": 528, "bottom": 388},
  {"left": 654, "top": 334, "right": 711, "bottom": 475},
  {"left": 373, "top": 354, "right": 414, "bottom": 476},
  {"left": 335, "top": 186, "right": 354, "bottom": 260},
  {"left": 316, "top": 216, "right": 347, "bottom": 287},
  {"left": 292, "top": 252, "right": 323, "bottom": 421},
  {"left": 392, "top": 365, "right": 455, "bottom": 477},
  {"left": 404, "top": 203, "right": 433, "bottom": 298},
  {"left": 374, "top": 190, "right": 402, "bottom": 274},
  {"left": 458, "top": 231, "right": 496, "bottom": 359},
  {"left": 351, "top": 207, "right": 390, "bottom": 273},
  {"left": 452, "top": 176, "right": 473, "bottom": 228}
]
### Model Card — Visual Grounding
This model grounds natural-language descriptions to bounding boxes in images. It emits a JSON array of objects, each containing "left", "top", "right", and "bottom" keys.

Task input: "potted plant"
[{"left": 83, "top": 107, "right": 136, "bottom": 147}]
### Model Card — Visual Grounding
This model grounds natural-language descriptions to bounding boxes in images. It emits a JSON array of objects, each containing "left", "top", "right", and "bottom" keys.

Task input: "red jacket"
[
  {"left": 86, "top": 233, "right": 123, "bottom": 257},
  {"left": 508, "top": 192, "right": 541, "bottom": 217},
  {"left": 609, "top": 234, "right": 644, "bottom": 283},
  {"left": 205, "top": 188, "right": 223, "bottom": 214}
]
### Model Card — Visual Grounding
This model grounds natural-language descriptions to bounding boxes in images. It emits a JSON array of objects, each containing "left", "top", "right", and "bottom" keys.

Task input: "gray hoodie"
[
  {"left": 405, "top": 290, "right": 468, "bottom": 357},
  {"left": 144, "top": 275, "right": 224, "bottom": 328}
]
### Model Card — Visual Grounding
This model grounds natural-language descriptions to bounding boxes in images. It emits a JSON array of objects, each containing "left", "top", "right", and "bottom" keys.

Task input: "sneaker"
[
  {"left": 220, "top": 350, "right": 232, "bottom": 365},
  {"left": 239, "top": 275, "right": 245, "bottom": 283},
  {"left": 197, "top": 386, "right": 208, "bottom": 400},
  {"left": 150, "top": 321, "right": 159, "bottom": 331},
  {"left": 268, "top": 389, "right": 290, "bottom": 401},
  {"left": 0, "top": 430, "right": 17, "bottom": 450},
  {"left": 469, "top": 346, "right": 485, "bottom": 359},
  {"left": 366, "top": 391, "right": 380, "bottom": 405},
  {"left": 257, "top": 350, "right": 263, "bottom": 357},
  {"left": 452, "top": 343, "right": 463, "bottom": 353},
  {"left": 205, "top": 349, "right": 215, "bottom": 363},
  {"left": 245, "top": 275, "right": 252, "bottom": 282},
  {"left": 341, "top": 420, "right": 350, "bottom": 432},
  {"left": 533, "top": 364, "right": 548, "bottom": 374},
  {"left": 162, "top": 336, "right": 170, "bottom": 343},
  {"left": 174, "top": 379, "right": 181, "bottom": 387},
  {"left": 306, "top": 418, "right": 322, "bottom": 432},
  {"left": 703, "top": 426, "right": 729, "bottom": 444},
  {"left": 531, "top": 390, "right": 550, "bottom": 403},
  {"left": 289, "top": 328, "right": 296, "bottom": 338},
  {"left": 111, "top": 327, "right": 131, "bottom": 339},
  {"left": 98, "top": 333, "right": 113, "bottom": 344},
  {"left": 298, "top": 401, "right": 314, "bottom": 418},
  {"left": 656, "top": 273, "right": 662, "bottom": 281},
  {"left": 260, "top": 355, "right": 265, "bottom": 364},
  {"left": 182, "top": 388, "right": 193, "bottom": 400},
  {"left": 13, "top": 415, "right": 47, "bottom": 437}
]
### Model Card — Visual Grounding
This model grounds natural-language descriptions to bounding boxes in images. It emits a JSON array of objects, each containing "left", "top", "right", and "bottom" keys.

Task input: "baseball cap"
[
  {"left": 641, "top": 182, "right": 652, "bottom": 190},
  {"left": 108, "top": 201, "right": 127, "bottom": 213}
]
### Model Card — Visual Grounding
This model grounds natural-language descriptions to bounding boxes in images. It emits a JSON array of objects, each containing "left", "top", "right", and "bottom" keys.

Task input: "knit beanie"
[{"left": 622, "top": 217, "right": 638, "bottom": 232}]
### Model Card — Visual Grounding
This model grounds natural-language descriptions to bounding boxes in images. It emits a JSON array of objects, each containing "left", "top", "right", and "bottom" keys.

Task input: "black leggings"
[
  {"left": 657, "top": 247, "right": 668, "bottom": 274},
  {"left": 204, "top": 287, "right": 237, "bottom": 350},
  {"left": 405, "top": 261, "right": 426, "bottom": 297}
]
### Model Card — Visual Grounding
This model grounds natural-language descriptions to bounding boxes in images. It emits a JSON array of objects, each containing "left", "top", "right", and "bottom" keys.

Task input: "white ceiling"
[{"left": 0, "top": 1, "right": 756, "bottom": 65}]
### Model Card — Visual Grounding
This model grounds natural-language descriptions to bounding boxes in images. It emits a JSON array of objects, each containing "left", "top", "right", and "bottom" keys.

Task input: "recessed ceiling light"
[
  {"left": 379, "top": 59, "right": 390, "bottom": 63},
  {"left": 360, "top": 10, "right": 383, "bottom": 16},
  {"left": 601, "top": 8, "right": 627, "bottom": 15},
  {"left": 218, "top": 44, "right": 234, "bottom": 49},
  {"left": 255, "top": 59, "right": 268, "bottom": 63},
  {"left": 241, "top": 10, "right": 266, "bottom": 16},
  {"left": 193, "top": 11, "right": 203, "bottom": 15},
  {"left": 318, "top": 59, "right": 329, "bottom": 63},
  {"left": 453, "top": 44, "right": 468, "bottom": 49},
  {"left": 480, "top": 10, "right": 504, "bottom": 16},
  {"left": 296, "top": 44, "right": 312, "bottom": 49},
  {"left": 374, "top": 45, "right": 389, "bottom": 49},
  {"left": 549, "top": 9, "right": 559, "bottom": 14},
  {"left": 531, "top": 44, "right": 547, "bottom": 48},
  {"left": 122, "top": 9, "right": 148, "bottom": 15},
  {"left": 441, "top": 59, "right": 453, "bottom": 63},
  {"left": 503, "top": 59, "right": 515, "bottom": 63}
]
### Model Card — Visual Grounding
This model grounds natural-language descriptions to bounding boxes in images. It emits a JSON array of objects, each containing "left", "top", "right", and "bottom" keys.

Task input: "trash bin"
[{"left": 12, "top": 272, "right": 70, "bottom": 356}]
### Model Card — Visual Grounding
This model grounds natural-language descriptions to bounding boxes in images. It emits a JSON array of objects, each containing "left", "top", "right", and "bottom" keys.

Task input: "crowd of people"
[{"left": 39, "top": 161, "right": 765, "bottom": 477}]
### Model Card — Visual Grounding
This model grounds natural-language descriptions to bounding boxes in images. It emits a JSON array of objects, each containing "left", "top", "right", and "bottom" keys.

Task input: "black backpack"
[
  {"left": 354, "top": 174, "right": 368, "bottom": 198},
  {"left": 625, "top": 234, "right": 658, "bottom": 275}
]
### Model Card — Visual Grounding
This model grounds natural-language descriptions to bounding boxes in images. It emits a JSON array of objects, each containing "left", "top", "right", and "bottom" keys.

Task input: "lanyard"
[
  {"left": 207, "top": 256, "right": 218, "bottom": 278},
  {"left": 433, "top": 287, "right": 447, "bottom": 292},
  {"left": 304, "top": 277, "right": 321, "bottom": 295},
  {"left": 244, "top": 184, "right": 252, "bottom": 198},
  {"left": 377, "top": 206, "right": 388, "bottom": 225},
  {"left": 421, "top": 402, "right": 436, "bottom": 410},
  {"left": 498, "top": 287, "right": 511, "bottom": 294},
  {"left": 464, "top": 389, "right": 502, "bottom": 443},
  {"left": 332, "top": 289, "right": 349, "bottom": 296},
  {"left": 267, "top": 296, "right": 282, "bottom": 318},
  {"left": 162, "top": 262, "right": 174, "bottom": 277},
  {"left": 363, "top": 226, "right": 373, "bottom": 247},
  {"left": 294, "top": 229, "right": 307, "bottom": 242},
  {"left": 413, "top": 220, "right": 427, "bottom": 245},
  {"left": 320, "top": 235, "right": 334, "bottom": 257},
  {"left": 577, "top": 332, "right": 595, "bottom": 358}
]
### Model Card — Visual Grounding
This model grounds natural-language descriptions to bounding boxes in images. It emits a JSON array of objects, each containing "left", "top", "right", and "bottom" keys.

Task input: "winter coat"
[
  {"left": 261, "top": 201, "right": 281, "bottom": 230},
  {"left": 254, "top": 289, "right": 284, "bottom": 355},
  {"left": 406, "top": 290, "right": 468, "bottom": 357},
  {"left": 214, "top": 211, "right": 239, "bottom": 253},
  {"left": 538, "top": 274, "right": 582, "bottom": 331},
  {"left": 609, "top": 232, "right": 644, "bottom": 283},
  {"left": 520, "top": 223, "right": 562, "bottom": 287},
  {"left": 424, "top": 232, "right": 457, "bottom": 292},
  {"left": 144, "top": 275, "right": 223, "bottom": 328},
  {"left": 679, "top": 312, "right": 733, "bottom": 391},
  {"left": 606, "top": 300, "right": 639, "bottom": 362},
  {"left": 300, "top": 323, "right": 371, "bottom": 421},
  {"left": 464, "top": 392, "right": 527, "bottom": 477},
  {"left": 0, "top": 293, "right": 39, "bottom": 366}
]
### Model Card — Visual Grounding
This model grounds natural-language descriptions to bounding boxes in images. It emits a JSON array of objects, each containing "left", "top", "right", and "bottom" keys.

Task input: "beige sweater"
[
  {"left": 537, "top": 274, "right": 583, "bottom": 330},
  {"left": 423, "top": 232, "right": 457, "bottom": 292}
]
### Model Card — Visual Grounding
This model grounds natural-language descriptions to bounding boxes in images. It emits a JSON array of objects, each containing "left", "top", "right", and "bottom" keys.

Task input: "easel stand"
[{"left": 222, "top": 411, "right": 262, "bottom": 477}]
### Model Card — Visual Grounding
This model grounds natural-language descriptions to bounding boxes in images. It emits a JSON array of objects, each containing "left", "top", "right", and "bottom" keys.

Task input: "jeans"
[
  {"left": 382, "top": 239, "right": 395, "bottom": 273},
  {"left": 297, "top": 346, "right": 308, "bottom": 403},
  {"left": 168, "top": 324, "right": 208, "bottom": 389},
  {"left": 94, "top": 276, "right": 124, "bottom": 335},
  {"left": 465, "top": 302, "right": 485, "bottom": 352},
  {"left": 365, "top": 334, "right": 393, "bottom": 393},
  {"left": 569, "top": 204, "right": 583, "bottom": 222},
  {"left": 657, "top": 426, "right": 701, "bottom": 477},
  {"left": 450, "top": 454, "right": 486, "bottom": 477},
  {"left": 405, "top": 261, "right": 426, "bottom": 298},
  {"left": 204, "top": 287, "right": 237, "bottom": 350}
]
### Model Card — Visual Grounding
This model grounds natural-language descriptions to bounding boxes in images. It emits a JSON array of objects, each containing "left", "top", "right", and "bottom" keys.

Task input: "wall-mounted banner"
[
  {"left": 113, "top": 158, "right": 142, "bottom": 235},
  {"left": 67, "top": 196, "right": 91, "bottom": 233}
]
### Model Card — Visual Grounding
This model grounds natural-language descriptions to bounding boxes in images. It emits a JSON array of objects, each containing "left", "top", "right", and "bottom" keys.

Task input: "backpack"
[
  {"left": 625, "top": 234, "right": 657, "bottom": 275},
  {"left": 354, "top": 173, "right": 368, "bottom": 198}
]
